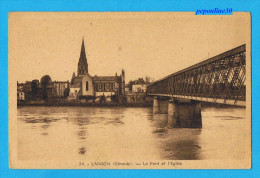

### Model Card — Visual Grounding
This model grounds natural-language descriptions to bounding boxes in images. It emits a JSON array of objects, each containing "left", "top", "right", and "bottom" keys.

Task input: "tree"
[
  {"left": 64, "top": 88, "right": 70, "bottom": 97},
  {"left": 31, "top": 80, "right": 39, "bottom": 97},
  {"left": 40, "top": 75, "right": 52, "bottom": 100}
]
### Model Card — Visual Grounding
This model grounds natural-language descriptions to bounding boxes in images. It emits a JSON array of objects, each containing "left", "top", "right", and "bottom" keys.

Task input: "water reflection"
[
  {"left": 17, "top": 106, "right": 247, "bottom": 160},
  {"left": 151, "top": 114, "right": 202, "bottom": 160},
  {"left": 73, "top": 117, "right": 89, "bottom": 156},
  {"left": 78, "top": 146, "right": 86, "bottom": 155},
  {"left": 105, "top": 117, "right": 124, "bottom": 125},
  {"left": 40, "top": 123, "right": 50, "bottom": 136},
  {"left": 152, "top": 114, "right": 168, "bottom": 127},
  {"left": 77, "top": 129, "right": 87, "bottom": 140},
  {"left": 23, "top": 116, "right": 55, "bottom": 136},
  {"left": 163, "top": 129, "right": 201, "bottom": 160}
]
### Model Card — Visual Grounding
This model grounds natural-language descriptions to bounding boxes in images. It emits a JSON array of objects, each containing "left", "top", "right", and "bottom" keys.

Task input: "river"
[{"left": 17, "top": 106, "right": 248, "bottom": 160}]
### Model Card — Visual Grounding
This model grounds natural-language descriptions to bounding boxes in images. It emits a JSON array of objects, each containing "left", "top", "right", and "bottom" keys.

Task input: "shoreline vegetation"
[
  {"left": 17, "top": 102, "right": 153, "bottom": 107},
  {"left": 17, "top": 95, "right": 154, "bottom": 107}
]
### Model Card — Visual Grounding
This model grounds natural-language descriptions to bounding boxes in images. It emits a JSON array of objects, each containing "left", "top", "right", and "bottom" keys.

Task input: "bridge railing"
[{"left": 147, "top": 44, "right": 246, "bottom": 103}]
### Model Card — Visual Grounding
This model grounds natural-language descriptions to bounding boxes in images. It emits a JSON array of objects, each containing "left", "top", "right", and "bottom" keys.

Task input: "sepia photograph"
[{"left": 8, "top": 12, "right": 251, "bottom": 169}]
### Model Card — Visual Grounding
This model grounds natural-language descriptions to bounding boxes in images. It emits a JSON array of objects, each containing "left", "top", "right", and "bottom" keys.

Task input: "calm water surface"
[{"left": 17, "top": 106, "right": 248, "bottom": 160}]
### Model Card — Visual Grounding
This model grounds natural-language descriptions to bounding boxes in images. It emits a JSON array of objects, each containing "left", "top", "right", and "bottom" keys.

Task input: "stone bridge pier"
[{"left": 153, "top": 96, "right": 202, "bottom": 128}]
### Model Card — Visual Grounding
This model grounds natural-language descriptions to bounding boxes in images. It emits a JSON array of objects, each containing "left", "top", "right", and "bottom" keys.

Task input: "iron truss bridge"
[{"left": 147, "top": 44, "right": 246, "bottom": 106}]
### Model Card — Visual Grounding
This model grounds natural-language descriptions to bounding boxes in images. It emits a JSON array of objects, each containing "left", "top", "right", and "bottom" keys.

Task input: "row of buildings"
[{"left": 17, "top": 39, "right": 151, "bottom": 104}]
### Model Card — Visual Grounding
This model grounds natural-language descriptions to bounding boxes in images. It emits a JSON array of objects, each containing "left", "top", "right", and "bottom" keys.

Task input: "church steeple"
[
  {"left": 77, "top": 38, "right": 88, "bottom": 76},
  {"left": 80, "top": 38, "right": 86, "bottom": 59}
]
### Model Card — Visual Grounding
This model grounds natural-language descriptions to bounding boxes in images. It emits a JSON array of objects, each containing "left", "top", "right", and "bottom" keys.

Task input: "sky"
[{"left": 9, "top": 12, "right": 250, "bottom": 83}]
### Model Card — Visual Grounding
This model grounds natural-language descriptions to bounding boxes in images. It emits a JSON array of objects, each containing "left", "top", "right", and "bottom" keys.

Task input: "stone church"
[{"left": 69, "top": 39, "right": 125, "bottom": 102}]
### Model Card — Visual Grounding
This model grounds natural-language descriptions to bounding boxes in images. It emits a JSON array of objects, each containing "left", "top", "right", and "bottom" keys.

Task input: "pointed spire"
[
  {"left": 77, "top": 37, "right": 88, "bottom": 76},
  {"left": 80, "top": 38, "right": 86, "bottom": 59}
]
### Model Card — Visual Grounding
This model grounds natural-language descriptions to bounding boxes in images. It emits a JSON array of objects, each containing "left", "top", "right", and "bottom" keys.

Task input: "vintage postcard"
[{"left": 9, "top": 12, "right": 251, "bottom": 169}]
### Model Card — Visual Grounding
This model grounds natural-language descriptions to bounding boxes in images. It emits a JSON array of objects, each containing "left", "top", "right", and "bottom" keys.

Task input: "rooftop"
[{"left": 93, "top": 76, "right": 120, "bottom": 82}]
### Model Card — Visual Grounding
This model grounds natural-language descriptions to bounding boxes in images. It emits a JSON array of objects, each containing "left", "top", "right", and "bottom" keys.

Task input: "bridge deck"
[{"left": 149, "top": 94, "right": 245, "bottom": 106}]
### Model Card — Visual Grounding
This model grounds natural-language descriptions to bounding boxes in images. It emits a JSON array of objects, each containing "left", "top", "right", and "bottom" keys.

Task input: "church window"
[
  {"left": 98, "top": 83, "right": 101, "bottom": 91},
  {"left": 103, "top": 83, "right": 106, "bottom": 91},
  {"left": 109, "top": 83, "right": 111, "bottom": 91},
  {"left": 111, "top": 83, "right": 114, "bottom": 90},
  {"left": 86, "top": 81, "right": 89, "bottom": 91},
  {"left": 106, "top": 82, "right": 109, "bottom": 91}
]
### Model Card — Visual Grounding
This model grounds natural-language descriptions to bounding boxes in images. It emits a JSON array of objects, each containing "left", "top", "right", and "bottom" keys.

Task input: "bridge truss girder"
[{"left": 147, "top": 44, "right": 246, "bottom": 106}]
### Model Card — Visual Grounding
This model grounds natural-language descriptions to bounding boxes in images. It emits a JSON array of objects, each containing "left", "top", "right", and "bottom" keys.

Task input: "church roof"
[
  {"left": 93, "top": 76, "right": 120, "bottom": 82},
  {"left": 71, "top": 76, "right": 83, "bottom": 87}
]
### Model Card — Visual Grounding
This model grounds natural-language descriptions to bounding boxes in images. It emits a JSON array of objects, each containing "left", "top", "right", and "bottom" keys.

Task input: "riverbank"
[
  {"left": 17, "top": 103, "right": 153, "bottom": 107},
  {"left": 18, "top": 94, "right": 154, "bottom": 107},
  {"left": 17, "top": 96, "right": 244, "bottom": 108}
]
